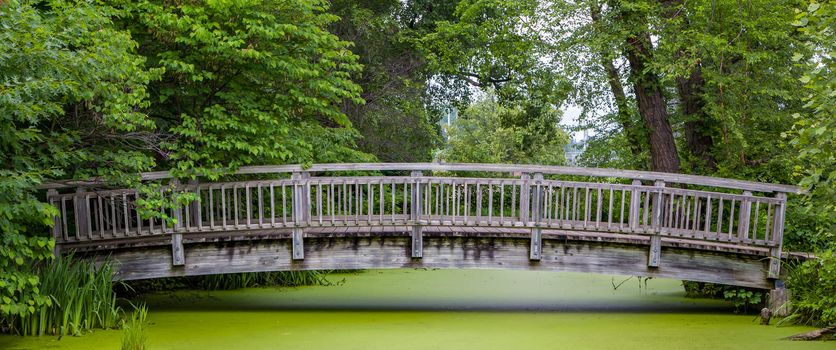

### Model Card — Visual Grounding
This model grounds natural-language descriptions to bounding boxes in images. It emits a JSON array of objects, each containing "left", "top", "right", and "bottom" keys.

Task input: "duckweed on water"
[{"left": 0, "top": 270, "right": 830, "bottom": 350}]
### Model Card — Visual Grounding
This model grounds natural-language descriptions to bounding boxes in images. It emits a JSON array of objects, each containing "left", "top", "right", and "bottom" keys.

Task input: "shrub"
[
  {"left": 785, "top": 250, "right": 836, "bottom": 326},
  {"left": 682, "top": 281, "right": 765, "bottom": 313},
  {"left": 1, "top": 256, "right": 120, "bottom": 336}
]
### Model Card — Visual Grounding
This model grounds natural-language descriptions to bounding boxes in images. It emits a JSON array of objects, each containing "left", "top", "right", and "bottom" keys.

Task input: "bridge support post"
[
  {"left": 768, "top": 193, "right": 786, "bottom": 279},
  {"left": 410, "top": 171, "right": 423, "bottom": 258},
  {"left": 768, "top": 282, "right": 790, "bottom": 317},
  {"left": 530, "top": 173, "right": 543, "bottom": 261},
  {"left": 291, "top": 172, "right": 310, "bottom": 260},
  {"left": 648, "top": 180, "right": 665, "bottom": 267},
  {"left": 170, "top": 180, "right": 185, "bottom": 266}
]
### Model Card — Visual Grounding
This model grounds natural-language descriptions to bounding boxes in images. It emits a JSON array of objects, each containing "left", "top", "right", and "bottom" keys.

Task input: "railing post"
[
  {"left": 648, "top": 180, "right": 665, "bottom": 267},
  {"left": 530, "top": 173, "right": 544, "bottom": 261},
  {"left": 48, "top": 189, "right": 62, "bottom": 256},
  {"left": 737, "top": 191, "right": 752, "bottom": 241},
  {"left": 73, "top": 187, "right": 90, "bottom": 240},
  {"left": 291, "top": 172, "right": 310, "bottom": 260},
  {"left": 170, "top": 179, "right": 185, "bottom": 266},
  {"left": 768, "top": 193, "right": 786, "bottom": 279},
  {"left": 410, "top": 171, "right": 423, "bottom": 258},
  {"left": 629, "top": 179, "right": 642, "bottom": 232},
  {"left": 188, "top": 179, "right": 200, "bottom": 231},
  {"left": 519, "top": 173, "right": 530, "bottom": 224}
]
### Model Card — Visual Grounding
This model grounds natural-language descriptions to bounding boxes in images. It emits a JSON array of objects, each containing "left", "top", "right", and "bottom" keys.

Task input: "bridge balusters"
[
  {"left": 44, "top": 164, "right": 793, "bottom": 280},
  {"left": 737, "top": 191, "right": 753, "bottom": 242},
  {"left": 411, "top": 171, "right": 423, "bottom": 258}
]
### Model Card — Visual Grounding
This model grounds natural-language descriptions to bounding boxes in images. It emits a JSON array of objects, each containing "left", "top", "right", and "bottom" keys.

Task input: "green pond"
[{"left": 0, "top": 269, "right": 830, "bottom": 350}]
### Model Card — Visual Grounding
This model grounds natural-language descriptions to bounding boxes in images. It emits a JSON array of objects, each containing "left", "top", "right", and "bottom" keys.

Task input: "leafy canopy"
[{"left": 0, "top": 0, "right": 158, "bottom": 316}]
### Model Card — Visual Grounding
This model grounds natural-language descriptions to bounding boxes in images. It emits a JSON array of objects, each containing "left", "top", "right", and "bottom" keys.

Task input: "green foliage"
[
  {"left": 440, "top": 93, "right": 569, "bottom": 165},
  {"left": 198, "top": 271, "right": 334, "bottom": 290},
  {"left": 121, "top": 304, "right": 149, "bottom": 350},
  {"left": 0, "top": 0, "right": 157, "bottom": 319},
  {"left": 122, "top": 271, "right": 338, "bottom": 294},
  {"left": 419, "top": 0, "right": 570, "bottom": 107},
  {"left": 118, "top": 0, "right": 369, "bottom": 177},
  {"left": 682, "top": 281, "right": 764, "bottom": 314},
  {"left": 329, "top": 0, "right": 441, "bottom": 162},
  {"left": 785, "top": 250, "right": 836, "bottom": 327},
  {"left": 785, "top": 0, "right": 835, "bottom": 248},
  {"left": 2, "top": 0, "right": 377, "bottom": 320},
  {"left": 652, "top": 0, "right": 807, "bottom": 175},
  {"left": 1, "top": 257, "right": 121, "bottom": 336},
  {"left": 721, "top": 289, "right": 763, "bottom": 314}
]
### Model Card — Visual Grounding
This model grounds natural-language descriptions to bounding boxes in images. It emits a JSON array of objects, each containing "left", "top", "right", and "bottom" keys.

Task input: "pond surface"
[{"left": 0, "top": 269, "right": 829, "bottom": 350}]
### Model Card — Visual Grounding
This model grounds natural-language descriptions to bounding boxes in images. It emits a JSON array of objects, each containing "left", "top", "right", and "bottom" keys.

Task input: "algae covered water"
[{"left": 0, "top": 269, "right": 829, "bottom": 350}]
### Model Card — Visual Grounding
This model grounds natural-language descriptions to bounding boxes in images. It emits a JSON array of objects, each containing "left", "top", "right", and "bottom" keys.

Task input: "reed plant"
[
  {"left": 2, "top": 256, "right": 121, "bottom": 336},
  {"left": 197, "top": 270, "right": 334, "bottom": 290},
  {"left": 120, "top": 303, "right": 148, "bottom": 350}
]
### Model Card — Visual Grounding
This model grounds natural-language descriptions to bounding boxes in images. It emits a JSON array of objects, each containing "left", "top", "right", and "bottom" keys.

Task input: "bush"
[
  {"left": 682, "top": 281, "right": 765, "bottom": 313},
  {"left": 785, "top": 250, "right": 836, "bottom": 326},
  {"left": 0, "top": 257, "right": 121, "bottom": 336}
]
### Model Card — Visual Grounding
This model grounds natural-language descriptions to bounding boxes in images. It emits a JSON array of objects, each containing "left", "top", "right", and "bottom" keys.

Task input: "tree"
[
  {"left": 786, "top": 0, "right": 835, "bottom": 249},
  {"left": 119, "top": 0, "right": 372, "bottom": 178},
  {"left": 0, "top": 0, "right": 159, "bottom": 316},
  {"left": 328, "top": 0, "right": 441, "bottom": 162},
  {"left": 440, "top": 93, "right": 569, "bottom": 165}
]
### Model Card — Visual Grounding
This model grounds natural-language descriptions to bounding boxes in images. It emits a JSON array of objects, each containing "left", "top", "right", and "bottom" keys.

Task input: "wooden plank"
[
  {"left": 412, "top": 225, "right": 423, "bottom": 258},
  {"left": 102, "top": 235, "right": 773, "bottom": 289},
  {"left": 737, "top": 191, "right": 752, "bottom": 241},
  {"left": 124, "top": 163, "right": 800, "bottom": 194},
  {"left": 292, "top": 228, "right": 304, "bottom": 260},
  {"left": 171, "top": 233, "right": 185, "bottom": 266},
  {"left": 629, "top": 180, "right": 641, "bottom": 232},
  {"left": 530, "top": 228, "right": 542, "bottom": 261},
  {"left": 410, "top": 171, "right": 423, "bottom": 258},
  {"left": 768, "top": 193, "right": 786, "bottom": 279},
  {"left": 519, "top": 173, "right": 530, "bottom": 223},
  {"left": 648, "top": 235, "right": 661, "bottom": 267}
]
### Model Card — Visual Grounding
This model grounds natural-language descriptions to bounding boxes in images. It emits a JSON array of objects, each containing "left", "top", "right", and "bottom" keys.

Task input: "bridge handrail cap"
[{"left": 40, "top": 162, "right": 802, "bottom": 194}]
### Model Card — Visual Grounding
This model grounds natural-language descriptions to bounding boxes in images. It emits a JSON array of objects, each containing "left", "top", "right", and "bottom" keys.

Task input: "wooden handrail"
[{"left": 39, "top": 163, "right": 802, "bottom": 194}]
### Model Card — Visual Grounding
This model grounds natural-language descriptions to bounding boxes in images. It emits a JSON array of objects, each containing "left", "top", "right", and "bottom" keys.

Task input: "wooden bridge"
[{"left": 45, "top": 163, "right": 801, "bottom": 289}]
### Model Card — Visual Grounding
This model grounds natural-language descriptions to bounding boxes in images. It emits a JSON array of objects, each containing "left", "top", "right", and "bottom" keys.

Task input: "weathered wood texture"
[
  {"left": 46, "top": 163, "right": 798, "bottom": 288},
  {"left": 41, "top": 163, "right": 802, "bottom": 193},
  {"left": 87, "top": 229, "right": 772, "bottom": 289}
]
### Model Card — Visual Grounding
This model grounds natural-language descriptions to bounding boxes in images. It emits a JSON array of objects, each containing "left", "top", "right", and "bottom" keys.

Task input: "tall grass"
[
  {"left": 121, "top": 304, "right": 148, "bottom": 350},
  {"left": 3, "top": 256, "right": 121, "bottom": 336},
  {"left": 198, "top": 270, "right": 334, "bottom": 290}
]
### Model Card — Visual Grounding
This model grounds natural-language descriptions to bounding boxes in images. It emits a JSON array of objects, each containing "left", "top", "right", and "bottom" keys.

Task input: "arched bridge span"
[{"left": 44, "top": 163, "right": 801, "bottom": 289}]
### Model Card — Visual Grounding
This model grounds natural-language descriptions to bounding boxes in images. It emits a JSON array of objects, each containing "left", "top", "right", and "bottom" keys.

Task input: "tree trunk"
[
  {"left": 659, "top": 0, "right": 716, "bottom": 172},
  {"left": 783, "top": 325, "right": 836, "bottom": 341},
  {"left": 589, "top": 3, "right": 646, "bottom": 163},
  {"left": 678, "top": 67, "right": 716, "bottom": 171},
  {"left": 619, "top": 14, "right": 680, "bottom": 173}
]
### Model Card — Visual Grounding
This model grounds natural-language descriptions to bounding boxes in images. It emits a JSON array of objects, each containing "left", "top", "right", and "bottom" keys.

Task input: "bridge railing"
[{"left": 44, "top": 163, "right": 796, "bottom": 277}]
